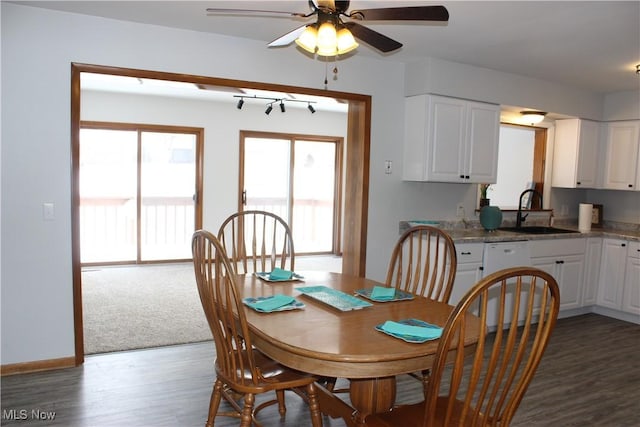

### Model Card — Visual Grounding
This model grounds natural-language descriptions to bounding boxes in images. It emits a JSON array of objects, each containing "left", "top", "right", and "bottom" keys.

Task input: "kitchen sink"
[{"left": 498, "top": 226, "right": 579, "bottom": 234}]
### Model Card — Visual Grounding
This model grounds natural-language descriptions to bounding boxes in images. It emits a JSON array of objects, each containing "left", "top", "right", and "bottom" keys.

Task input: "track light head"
[
  {"left": 236, "top": 98, "right": 244, "bottom": 109},
  {"left": 308, "top": 103, "right": 316, "bottom": 114},
  {"left": 280, "top": 100, "right": 286, "bottom": 113},
  {"left": 265, "top": 104, "right": 273, "bottom": 115}
]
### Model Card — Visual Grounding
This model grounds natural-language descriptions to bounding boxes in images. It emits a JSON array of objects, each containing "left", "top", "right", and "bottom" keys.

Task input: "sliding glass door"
[
  {"left": 79, "top": 124, "right": 201, "bottom": 264},
  {"left": 241, "top": 132, "right": 342, "bottom": 254}
]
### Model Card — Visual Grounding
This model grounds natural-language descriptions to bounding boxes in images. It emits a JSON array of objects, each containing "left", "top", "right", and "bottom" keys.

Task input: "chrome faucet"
[{"left": 516, "top": 189, "right": 544, "bottom": 228}]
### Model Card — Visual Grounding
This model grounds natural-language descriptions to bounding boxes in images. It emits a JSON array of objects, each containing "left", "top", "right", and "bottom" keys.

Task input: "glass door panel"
[
  {"left": 243, "top": 137, "right": 290, "bottom": 223},
  {"left": 293, "top": 141, "right": 336, "bottom": 252},
  {"left": 140, "top": 132, "right": 196, "bottom": 261},
  {"left": 79, "top": 129, "right": 138, "bottom": 263}
]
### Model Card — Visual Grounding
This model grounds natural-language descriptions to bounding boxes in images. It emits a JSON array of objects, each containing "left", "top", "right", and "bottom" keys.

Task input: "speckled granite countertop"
[{"left": 399, "top": 220, "right": 640, "bottom": 244}]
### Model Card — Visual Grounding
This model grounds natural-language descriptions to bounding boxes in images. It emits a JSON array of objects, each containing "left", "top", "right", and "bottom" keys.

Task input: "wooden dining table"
[{"left": 238, "top": 270, "right": 481, "bottom": 426}]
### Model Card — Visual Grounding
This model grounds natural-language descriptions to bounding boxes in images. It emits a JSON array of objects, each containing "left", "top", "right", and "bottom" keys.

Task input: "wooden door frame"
[{"left": 70, "top": 63, "right": 371, "bottom": 365}]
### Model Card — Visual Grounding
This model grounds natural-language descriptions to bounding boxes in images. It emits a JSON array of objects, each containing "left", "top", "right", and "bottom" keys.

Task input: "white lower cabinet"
[
  {"left": 597, "top": 238, "right": 628, "bottom": 310},
  {"left": 448, "top": 235, "right": 638, "bottom": 324},
  {"left": 582, "top": 238, "right": 602, "bottom": 306},
  {"left": 622, "top": 241, "right": 640, "bottom": 315},
  {"left": 530, "top": 238, "right": 586, "bottom": 311},
  {"left": 450, "top": 243, "right": 484, "bottom": 305}
]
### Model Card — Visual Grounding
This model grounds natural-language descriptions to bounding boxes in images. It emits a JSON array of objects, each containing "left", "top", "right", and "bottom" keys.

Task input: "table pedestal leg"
[{"left": 349, "top": 376, "right": 396, "bottom": 424}]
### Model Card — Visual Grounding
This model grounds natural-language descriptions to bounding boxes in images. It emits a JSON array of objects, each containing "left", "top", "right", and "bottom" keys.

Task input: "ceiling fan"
[{"left": 206, "top": 0, "right": 449, "bottom": 56}]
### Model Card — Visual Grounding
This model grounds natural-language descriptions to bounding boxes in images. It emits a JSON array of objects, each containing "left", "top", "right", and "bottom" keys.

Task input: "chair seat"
[
  {"left": 216, "top": 348, "right": 319, "bottom": 395},
  {"left": 365, "top": 398, "right": 488, "bottom": 427}
]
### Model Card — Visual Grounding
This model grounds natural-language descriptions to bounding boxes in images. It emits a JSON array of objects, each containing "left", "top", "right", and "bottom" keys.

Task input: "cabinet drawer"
[
  {"left": 628, "top": 241, "right": 640, "bottom": 259},
  {"left": 456, "top": 243, "right": 484, "bottom": 264},
  {"left": 529, "top": 238, "right": 586, "bottom": 258}
]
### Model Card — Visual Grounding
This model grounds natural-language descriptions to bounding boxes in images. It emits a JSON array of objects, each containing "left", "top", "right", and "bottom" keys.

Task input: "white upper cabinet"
[
  {"left": 602, "top": 121, "right": 640, "bottom": 190},
  {"left": 403, "top": 94, "right": 500, "bottom": 183},
  {"left": 551, "top": 119, "right": 601, "bottom": 188}
]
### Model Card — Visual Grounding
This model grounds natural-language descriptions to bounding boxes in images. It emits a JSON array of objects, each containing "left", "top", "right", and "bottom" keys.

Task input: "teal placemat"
[
  {"left": 296, "top": 285, "right": 372, "bottom": 311},
  {"left": 254, "top": 271, "right": 304, "bottom": 282},
  {"left": 355, "top": 287, "right": 414, "bottom": 302},
  {"left": 243, "top": 295, "right": 304, "bottom": 313},
  {"left": 375, "top": 318, "right": 442, "bottom": 343}
]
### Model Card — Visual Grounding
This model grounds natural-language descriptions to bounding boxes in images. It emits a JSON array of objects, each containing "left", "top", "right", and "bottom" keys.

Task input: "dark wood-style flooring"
[{"left": 2, "top": 314, "right": 639, "bottom": 426}]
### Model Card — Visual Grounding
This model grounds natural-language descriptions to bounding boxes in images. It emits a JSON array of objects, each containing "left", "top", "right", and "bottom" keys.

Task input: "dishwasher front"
[
  {"left": 483, "top": 241, "right": 532, "bottom": 277},
  {"left": 481, "top": 240, "right": 533, "bottom": 329}
]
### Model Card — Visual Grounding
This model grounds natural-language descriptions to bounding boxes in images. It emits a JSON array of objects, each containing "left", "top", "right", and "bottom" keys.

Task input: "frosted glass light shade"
[
  {"left": 336, "top": 28, "right": 358, "bottom": 54},
  {"left": 520, "top": 111, "right": 546, "bottom": 124},
  {"left": 295, "top": 26, "right": 318, "bottom": 53},
  {"left": 295, "top": 22, "right": 359, "bottom": 57},
  {"left": 316, "top": 22, "right": 338, "bottom": 56}
]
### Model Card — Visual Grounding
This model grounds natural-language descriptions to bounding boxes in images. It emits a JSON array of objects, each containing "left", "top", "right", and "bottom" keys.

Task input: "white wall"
[
  {"left": 405, "top": 57, "right": 606, "bottom": 120},
  {"left": 2, "top": 3, "right": 638, "bottom": 365},
  {"left": 1, "top": 3, "right": 408, "bottom": 365},
  {"left": 82, "top": 90, "right": 349, "bottom": 233}
]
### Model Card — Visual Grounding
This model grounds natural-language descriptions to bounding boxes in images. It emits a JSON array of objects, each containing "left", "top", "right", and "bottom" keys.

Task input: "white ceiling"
[
  {"left": 17, "top": 1, "right": 640, "bottom": 95},
  {"left": 19, "top": 0, "right": 640, "bottom": 122}
]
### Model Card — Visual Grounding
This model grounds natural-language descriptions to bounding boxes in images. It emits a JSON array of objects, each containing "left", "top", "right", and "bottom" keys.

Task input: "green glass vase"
[{"left": 479, "top": 206, "right": 503, "bottom": 231}]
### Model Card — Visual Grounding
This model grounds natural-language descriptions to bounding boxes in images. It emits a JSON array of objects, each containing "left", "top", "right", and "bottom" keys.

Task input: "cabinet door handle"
[
  {"left": 461, "top": 251, "right": 472, "bottom": 255},
  {"left": 459, "top": 174, "right": 465, "bottom": 179},
  {"left": 479, "top": 266, "right": 484, "bottom": 271},
  {"left": 622, "top": 243, "right": 627, "bottom": 247},
  {"left": 465, "top": 175, "right": 470, "bottom": 179},
  {"left": 629, "top": 184, "right": 633, "bottom": 188},
  {"left": 577, "top": 181, "right": 581, "bottom": 185}
]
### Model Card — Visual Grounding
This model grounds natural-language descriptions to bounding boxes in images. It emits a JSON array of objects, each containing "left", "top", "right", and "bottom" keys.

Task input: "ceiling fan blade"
[
  {"left": 343, "top": 22, "right": 402, "bottom": 53},
  {"left": 206, "top": 8, "right": 310, "bottom": 18},
  {"left": 268, "top": 25, "right": 308, "bottom": 47},
  {"left": 349, "top": 6, "right": 449, "bottom": 22}
]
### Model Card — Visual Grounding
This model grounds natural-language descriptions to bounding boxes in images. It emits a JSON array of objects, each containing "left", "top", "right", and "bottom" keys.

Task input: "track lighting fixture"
[{"left": 233, "top": 95, "right": 317, "bottom": 115}]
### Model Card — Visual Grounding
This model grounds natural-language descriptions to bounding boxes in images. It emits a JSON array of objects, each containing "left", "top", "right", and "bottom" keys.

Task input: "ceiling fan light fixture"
[
  {"left": 316, "top": 21, "right": 338, "bottom": 56},
  {"left": 336, "top": 27, "right": 358, "bottom": 55},
  {"left": 520, "top": 111, "right": 547, "bottom": 124},
  {"left": 295, "top": 25, "right": 318, "bottom": 54}
]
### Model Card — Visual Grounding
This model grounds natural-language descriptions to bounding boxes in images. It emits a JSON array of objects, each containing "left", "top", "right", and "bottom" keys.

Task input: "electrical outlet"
[
  {"left": 456, "top": 204, "right": 465, "bottom": 218},
  {"left": 384, "top": 160, "right": 392, "bottom": 174}
]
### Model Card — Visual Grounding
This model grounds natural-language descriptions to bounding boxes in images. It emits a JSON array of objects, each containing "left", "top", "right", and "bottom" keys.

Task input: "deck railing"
[{"left": 80, "top": 197, "right": 334, "bottom": 264}]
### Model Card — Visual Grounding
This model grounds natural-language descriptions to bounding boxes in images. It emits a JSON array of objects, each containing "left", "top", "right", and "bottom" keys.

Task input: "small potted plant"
[{"left": 479, "top": 184, "right": 491, "bottom": 207}]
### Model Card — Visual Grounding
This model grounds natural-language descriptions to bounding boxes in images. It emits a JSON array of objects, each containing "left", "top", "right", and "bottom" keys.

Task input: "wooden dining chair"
[
  {"left": 325, "top": 225, "right": 457, "bottom": 395},
  {"left": 386, "top": 225, "right": 457, "bottom": 303},
  {"left": 389, "top": 225, "right": 457, "bottom": 392},
  {"left": 217, "top": 210, "right": 295, "bottom": 275},
  {"left": 363, "top": 266, "right": 561, "bottom": 427},
  {"left": 191, "top": 230, "right": 322, "bottom": 427}
]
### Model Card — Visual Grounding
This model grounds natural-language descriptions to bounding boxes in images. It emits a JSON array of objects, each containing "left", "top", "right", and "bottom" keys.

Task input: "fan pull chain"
[
  {"left": 324, "top": 57, "right": 329, "bottom": 89},
  {"left": 323, "top": 58, "right": 340, "bottom": 89}
]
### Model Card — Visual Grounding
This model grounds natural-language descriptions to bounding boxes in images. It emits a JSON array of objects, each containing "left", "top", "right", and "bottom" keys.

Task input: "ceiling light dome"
[{"left": 520, "top": 111, "right": 547, "bottom": 125}]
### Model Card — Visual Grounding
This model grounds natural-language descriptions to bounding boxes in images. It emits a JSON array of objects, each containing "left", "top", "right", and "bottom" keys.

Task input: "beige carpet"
[
  {"left": 82, "top": 263, "right": 211, "bottom": 354},
  {"left": 82, "top": 256, "right": 342, "bottom": 354}
]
